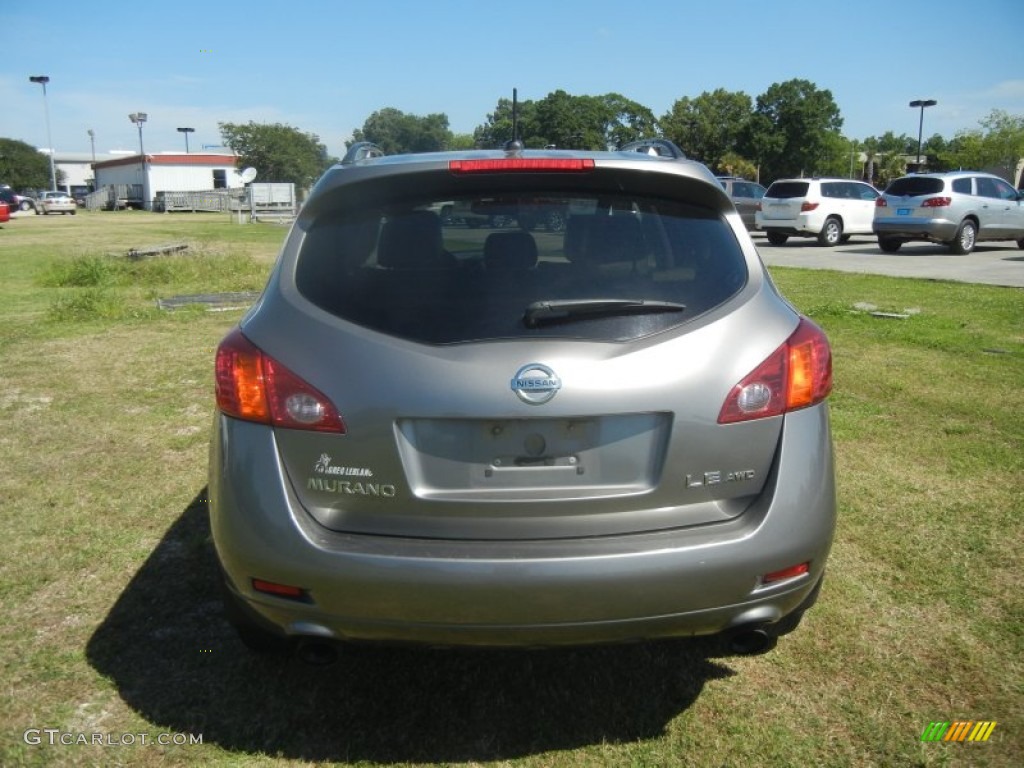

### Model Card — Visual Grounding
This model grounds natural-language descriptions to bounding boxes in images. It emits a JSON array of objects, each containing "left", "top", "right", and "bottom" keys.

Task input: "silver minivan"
[
  {"left": 873, "top": 171, "right": 1024, "bottom": 253},
  {"left": 209, "top": 142, "right": 836, "bottom": 662}
]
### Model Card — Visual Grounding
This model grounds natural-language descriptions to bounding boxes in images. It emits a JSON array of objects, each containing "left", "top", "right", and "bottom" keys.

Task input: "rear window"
[
  {"left": 295, "top": 193, "right": 748, "bottom": 344},
  {"left": 764, "top": 182, "right": 809, "bottom": 199},
  {"left": 885, "top": 177, "right": 944, "bottom": 196}
]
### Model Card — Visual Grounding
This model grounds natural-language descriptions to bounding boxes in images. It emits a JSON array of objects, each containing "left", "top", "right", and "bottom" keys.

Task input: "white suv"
[{"left": 756, "top": 178, "right": 880, "bottom": 246}]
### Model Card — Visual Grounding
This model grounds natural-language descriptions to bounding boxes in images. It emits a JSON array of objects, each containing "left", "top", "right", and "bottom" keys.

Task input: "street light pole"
[
  {"left": 177, "top": 127, "right": 194, "bottom": 154},
  {"left": 129, "top": 112, "right": 147, "bottom": 156},
  {"left": 29, "top": 75, "right": 57, "bottom": 191},
  {"left": 909, "top": 99, "right": 937, "bottom": 171},
  {"left": 87, "top": 129, "right": 96, "bottom": 192},
  {"left": 129, "top": 112, "right": 148, "bottom": 209}
]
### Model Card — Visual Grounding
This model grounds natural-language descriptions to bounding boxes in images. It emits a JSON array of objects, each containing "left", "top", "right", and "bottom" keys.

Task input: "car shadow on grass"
[{"left": 87, "top": 488, "right": 739, "bottom": 763}]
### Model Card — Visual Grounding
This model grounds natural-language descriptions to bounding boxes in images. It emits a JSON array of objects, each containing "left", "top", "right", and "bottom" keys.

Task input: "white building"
[
  {"left": 46, "top": 152, "right": 96, "bottom": 196},
  {"left": 92, "top": 152, "right": 244, "bottom": 209}
]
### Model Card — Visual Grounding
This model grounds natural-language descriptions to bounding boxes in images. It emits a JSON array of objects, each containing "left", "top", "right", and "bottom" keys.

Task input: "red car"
[{"left": 0, "top": 202, "right": 10, "bottom": 224}]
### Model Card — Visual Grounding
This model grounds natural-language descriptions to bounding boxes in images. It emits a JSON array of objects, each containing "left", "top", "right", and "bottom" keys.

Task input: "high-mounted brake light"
[
  {"left": 449, "top": 158, "right": 595, "bottom": 174},
  {"left": 922, "top": 197, "right": 952, "bottom": 208},
  {"left": 718, "top": 317, "right": 832, "bottom": 424},
  {"left": 215, "top": 328, "right": 346, "bottom": 433},
  {"left": 800, "top": 201, "right": 820, "bottom": 212}
]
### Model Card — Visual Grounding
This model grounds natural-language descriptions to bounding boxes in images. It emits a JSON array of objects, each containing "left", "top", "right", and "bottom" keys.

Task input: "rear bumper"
[
  {"left": 755, "top": 213, "right": 822, "bottom": 237},
  {"left": 209, "top": 407, "right": 836, "bottom": 647},
  {"left": 873, "top": 217, "right": 957, "bottom": 242}
]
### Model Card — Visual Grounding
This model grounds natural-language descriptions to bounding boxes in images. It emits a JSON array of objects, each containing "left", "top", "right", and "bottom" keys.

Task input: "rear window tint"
[
  {"left": 295, "top": 194, "right": 748, "bottom": 344},
  {"left": 886, "top": 177, "right": 944, "bottom": 196},
  {"left": 764, "top": 182, "right": 809, "bottom": 199}
]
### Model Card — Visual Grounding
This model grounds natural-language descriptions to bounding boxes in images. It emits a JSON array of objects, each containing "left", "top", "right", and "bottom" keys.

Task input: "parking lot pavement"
[{"left": 753, "top": 233, "right": 1024, "bottom": 288}]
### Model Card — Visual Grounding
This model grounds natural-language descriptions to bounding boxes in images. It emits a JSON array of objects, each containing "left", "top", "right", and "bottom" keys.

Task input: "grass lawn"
[{"left": 1, "top": 211, "right": 1021, "bottom": 767}]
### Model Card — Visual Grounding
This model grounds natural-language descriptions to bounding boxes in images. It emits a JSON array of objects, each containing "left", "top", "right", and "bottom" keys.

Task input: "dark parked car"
[
  {"left": 209, "top": 140, "right": 836, "bottom": 662},
  {"left": 0, "top": 188, "right": 36, "bottom": 213}
]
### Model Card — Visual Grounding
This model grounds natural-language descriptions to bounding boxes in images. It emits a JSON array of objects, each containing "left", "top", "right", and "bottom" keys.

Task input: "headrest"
[
  {"left": 377, "top": 211, "right": 447, "bottom": 269},
  {"left": 483, "top": 231, "right": 538, "bottom": 271}
]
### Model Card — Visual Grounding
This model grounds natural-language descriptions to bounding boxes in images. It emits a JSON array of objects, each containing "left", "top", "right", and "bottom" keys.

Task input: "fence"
[
  {"left": 82, "top": 183, "right": 299, "bottom": 217},
  {"left": 153, "top": 190, "right": 234, "bottom": 213},
  {"left": 83, "top": 185, "right": 142, "bottom": 211}
]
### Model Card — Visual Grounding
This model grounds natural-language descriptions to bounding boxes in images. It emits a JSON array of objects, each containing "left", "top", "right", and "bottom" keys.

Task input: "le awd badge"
[{"left": 686, "top": 469, "right": 755, "bottom": 488}]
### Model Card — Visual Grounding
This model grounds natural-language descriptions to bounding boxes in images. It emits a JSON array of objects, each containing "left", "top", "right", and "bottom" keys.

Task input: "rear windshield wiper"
[{"left": 524, "top": 299, "right": 686, "bottom": 328}]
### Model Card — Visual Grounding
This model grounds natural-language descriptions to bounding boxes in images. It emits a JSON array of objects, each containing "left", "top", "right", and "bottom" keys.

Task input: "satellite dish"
[{"left": 240, "top": 167, "right": 257, "bottom": 184}]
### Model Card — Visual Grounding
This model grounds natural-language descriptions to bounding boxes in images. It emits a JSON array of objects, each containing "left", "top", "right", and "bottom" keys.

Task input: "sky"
[{"left": 3, "top": 0, "right": 1023, "bottom": 163}]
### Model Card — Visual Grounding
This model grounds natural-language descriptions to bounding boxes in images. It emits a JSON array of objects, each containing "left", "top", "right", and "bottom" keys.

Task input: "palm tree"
[
  {"left": 861, "top": 137, "right": 879, "bottom": 185},
  {"left": 877, "top": 153, "right": 907, "bottom": 189}
]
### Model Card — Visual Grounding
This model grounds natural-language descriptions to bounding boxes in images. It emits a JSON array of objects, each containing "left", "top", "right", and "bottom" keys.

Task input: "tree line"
[
  {"left": 2, "top": 79, "right": 1020, "bottom": 193},
  {"left": 346, "top": 82, "right": 1023, "bottom": 188},
  {"left": 208, "top": 83, "right": 1024, "bottom": 190}
]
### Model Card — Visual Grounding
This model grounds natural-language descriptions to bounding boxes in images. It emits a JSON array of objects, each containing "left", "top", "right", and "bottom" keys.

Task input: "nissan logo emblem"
[{"left": 510, "top": 363, "right": 561, "bottom": 405}]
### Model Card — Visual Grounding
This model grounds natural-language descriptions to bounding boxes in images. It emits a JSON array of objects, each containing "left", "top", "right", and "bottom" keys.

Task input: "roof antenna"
[{"left": 505, "top": 88, "right": 524, "bottom": 153}]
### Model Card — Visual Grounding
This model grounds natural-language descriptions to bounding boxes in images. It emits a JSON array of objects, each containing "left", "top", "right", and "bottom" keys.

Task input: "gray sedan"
[{"left": 38, "top": 191, "right": 77, "bottom": 215}]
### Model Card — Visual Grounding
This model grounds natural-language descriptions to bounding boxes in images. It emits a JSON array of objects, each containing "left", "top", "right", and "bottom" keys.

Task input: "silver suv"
[
  {"left": 756, "top": 178, "right": 880, "bottom": 246},
  {"left": 873, "top": 171, "right": 1024, "bottom": 254},
  {"left": 210, "top": 141, "right": 836, "bottom": 662}
]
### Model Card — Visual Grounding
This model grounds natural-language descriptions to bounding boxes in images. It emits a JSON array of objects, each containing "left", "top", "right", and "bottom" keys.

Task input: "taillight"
[
  {"left": 755, "top": 202, "right": 762, "bottom": 211},
  {"left": 449, "top": 158, "right": 595, "bottom": 174},
  {"left": 215, "top": 328, "right": 345, "bottom": 433},
  {"left": 800, "top": 201, "right": 819, "bottom": 212},
  {"left": 922, "top": 197, "right": 951, "bottom": 208},
  {"left": 718, "top": 317, "right": 832, "bottom": 424},
  {"left": 875, "top": 198, "right": 888, "bottom": 207}
]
